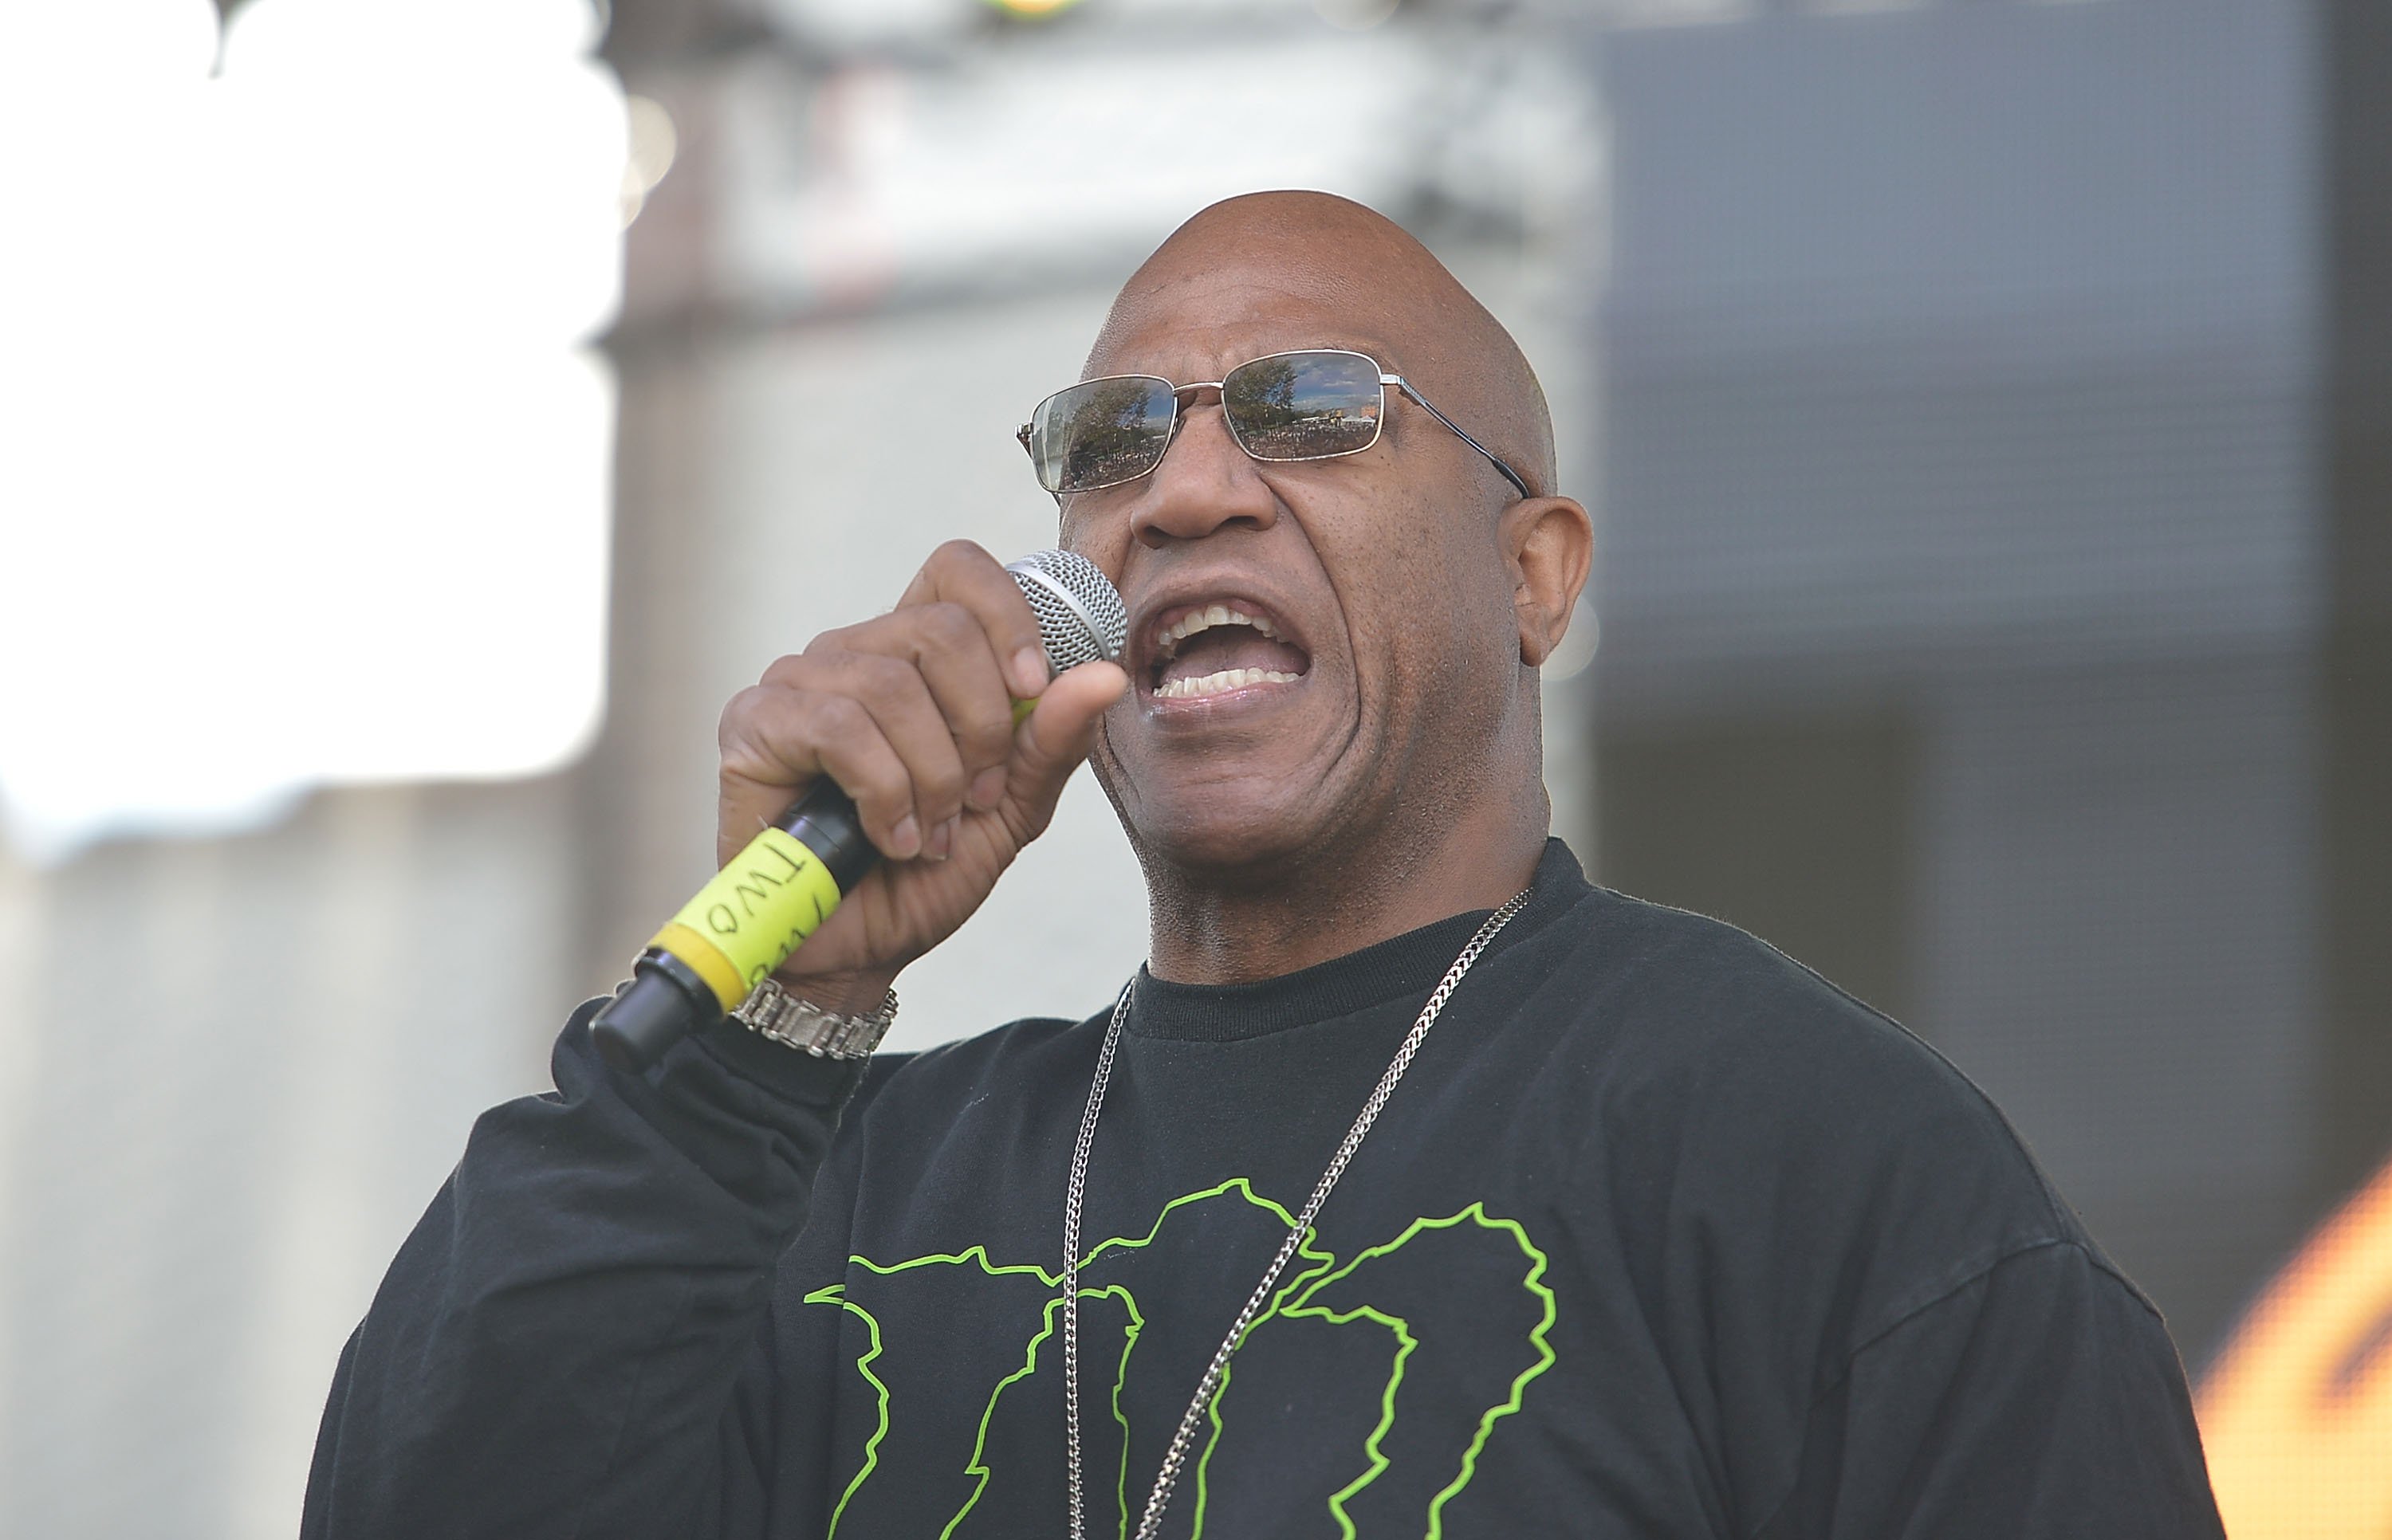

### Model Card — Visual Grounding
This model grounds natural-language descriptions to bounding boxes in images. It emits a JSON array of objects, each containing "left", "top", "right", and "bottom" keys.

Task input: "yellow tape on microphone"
[{"left": 646, "top": 827, "right": 846, "bottom": 1012}]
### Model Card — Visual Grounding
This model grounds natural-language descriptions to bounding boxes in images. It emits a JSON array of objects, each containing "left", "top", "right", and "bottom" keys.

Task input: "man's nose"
[{"left": 1126, "top": 399, "right": 1279, "bottom": 548}]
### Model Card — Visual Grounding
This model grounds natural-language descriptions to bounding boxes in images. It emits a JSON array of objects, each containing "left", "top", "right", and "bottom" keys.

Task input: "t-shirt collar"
[{"left": 1122, "top": 839, "right": 1588, "bottom": 1043}]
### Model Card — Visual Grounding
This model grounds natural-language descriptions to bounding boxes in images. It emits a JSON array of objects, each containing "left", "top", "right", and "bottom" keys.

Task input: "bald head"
[
  {"left": 1088, "top": 191, "right": 1557, "bottom": 499},
  {"left": 1064, "top": 192, "right": 1594, "bottom": 959}
]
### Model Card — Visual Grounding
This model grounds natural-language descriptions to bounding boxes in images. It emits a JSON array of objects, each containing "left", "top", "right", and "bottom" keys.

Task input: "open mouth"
[{"left": 1148, "top": 601, "right": 1312, "bottom": 703}]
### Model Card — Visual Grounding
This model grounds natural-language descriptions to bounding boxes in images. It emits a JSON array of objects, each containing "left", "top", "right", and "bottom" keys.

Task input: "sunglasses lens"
[
  {"left": 1222, "top": 352, "right": 1383, "bottom": 461},
  {"left": 1030, "top": 376, "right": 1175, "bottom": 493}
]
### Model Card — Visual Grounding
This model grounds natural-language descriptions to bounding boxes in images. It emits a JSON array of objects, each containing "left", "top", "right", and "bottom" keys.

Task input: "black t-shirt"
[{"left": 305, "top": 840, "right": 2223, "bottom": 1538}]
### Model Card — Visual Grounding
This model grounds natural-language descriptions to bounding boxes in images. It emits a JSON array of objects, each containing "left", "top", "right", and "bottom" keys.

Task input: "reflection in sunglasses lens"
[
  {"left": 1040, "top": 377, "right": 1174, "bottom": 492},
  {"left": 1224, "top": 352, "right": 1381, "bottom": 461}
]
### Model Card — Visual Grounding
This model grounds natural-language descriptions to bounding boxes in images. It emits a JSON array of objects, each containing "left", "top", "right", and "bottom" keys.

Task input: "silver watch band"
[{"left": 731, "top": 979, "right": 899, "bottom": 1059}]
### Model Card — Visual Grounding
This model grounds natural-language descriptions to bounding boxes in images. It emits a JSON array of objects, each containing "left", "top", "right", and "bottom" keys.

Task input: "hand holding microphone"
[{"left": 592, "top": 543, "right": 1127, "bottom": 1071}]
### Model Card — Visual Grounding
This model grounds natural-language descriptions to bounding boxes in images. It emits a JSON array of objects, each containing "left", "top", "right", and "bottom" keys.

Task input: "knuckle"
[
  {"left": 865, "top": 650, "right": 923, "bottom": 697},
  {"left": 718, "top": 684, "right": 774, "bottom": 748},
  {"left": 759, "top": 650, "right": 817, "bottom": 687},
  {"left": 919, "top": 749, "right": 968, "bottom": 803},
  {"left": 848, "top": 760, "right": 913, "bottom": 818},
  {"left": 801, "top": 623, "right": 865, "bottom": 661},
  {"left": 916, "top": 600, "right": 981, "bottom": 651},
  {"left": 956, "top": 701, "right": 1013, "bottom": 757},
  {"left": 929, "top": 537, "right": 990, "bottom": 572},
  {"left": 843, "top": 773, "right": 898, "bottom": 812},
  {"left": 808, "top": 693, "right": 870, "bottom": 739},
  {"left": 834, "top": 651, "right": 919, "bottom": 711}
]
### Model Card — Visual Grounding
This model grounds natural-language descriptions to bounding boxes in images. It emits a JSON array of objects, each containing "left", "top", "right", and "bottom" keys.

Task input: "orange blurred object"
[{"left": 2198, "top": 1156, "right": 2392, "bottom": 1538}]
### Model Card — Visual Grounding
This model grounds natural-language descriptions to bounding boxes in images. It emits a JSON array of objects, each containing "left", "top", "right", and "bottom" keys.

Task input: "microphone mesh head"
[{"left": 1007, "top": 548, "right": 1127, "bottom": 672}]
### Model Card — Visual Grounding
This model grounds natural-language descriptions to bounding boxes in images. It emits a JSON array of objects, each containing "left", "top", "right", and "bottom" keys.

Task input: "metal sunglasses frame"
[{"left": 1016, "top": 348, "right": 1535, "bottom": 501}]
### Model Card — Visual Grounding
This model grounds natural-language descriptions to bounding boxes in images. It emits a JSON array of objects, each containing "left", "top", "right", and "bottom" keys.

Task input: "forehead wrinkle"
[
  {"left": 1085, "top": 273, "right": 1378, "bottom": 378},
  {"left": 1086, "top": 335, "right": 1410, "bottom": 387},
  {"left": 1085, "top": 192, "right": 1558, "bottom": 496},
  {"left": 1092, "top": 278, "right": 1444, "bottom": 408}
]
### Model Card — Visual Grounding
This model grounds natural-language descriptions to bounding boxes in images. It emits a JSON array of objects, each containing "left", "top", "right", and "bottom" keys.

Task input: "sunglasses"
[{"left": 1017, "top": 348, "right": 1532, "bottom": 501}]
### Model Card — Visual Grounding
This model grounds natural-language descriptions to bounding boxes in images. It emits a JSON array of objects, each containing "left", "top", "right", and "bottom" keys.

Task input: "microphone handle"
[
  {"left": 589, "top": 693, "right": 1043, "bottom": 1071},
  {"left": 590, "top": 777, "right": 882, "bottom": 1071},
  {"left": 588, "top": 541, "right": 1124, "bottom": 1072}
]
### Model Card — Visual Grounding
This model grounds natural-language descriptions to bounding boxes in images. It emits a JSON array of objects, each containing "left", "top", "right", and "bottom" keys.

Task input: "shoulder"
[
  {"left": 1524, "top": 884, "right": 2121, "bottom": 1329},
  {"left": 1522, "top": 880, "right": 2012, "bottom": 1127}
]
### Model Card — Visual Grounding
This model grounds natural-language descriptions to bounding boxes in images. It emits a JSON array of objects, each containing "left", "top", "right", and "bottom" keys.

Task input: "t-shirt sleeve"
[
  {"left": 1747, "top": 1239, "right": 2225, "bottom": 1539},
  {"left": 300, "top": 998, "right": 867, "bottom": 1540}
]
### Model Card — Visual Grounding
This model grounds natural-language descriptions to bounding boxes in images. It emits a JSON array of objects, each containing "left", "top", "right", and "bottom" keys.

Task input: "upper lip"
[{"left": 1123, "top": 583, "right": 1312, "bottom": 686}]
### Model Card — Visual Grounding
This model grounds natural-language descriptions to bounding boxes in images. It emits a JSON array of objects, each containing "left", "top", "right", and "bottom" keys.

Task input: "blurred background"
[{"left": 0, "top": 0, "right": 2383, "bottom": 1534}]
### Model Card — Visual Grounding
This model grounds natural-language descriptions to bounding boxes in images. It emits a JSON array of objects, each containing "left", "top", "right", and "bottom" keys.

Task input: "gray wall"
[{"left": 1589, "top": 0, "right": 2324, "bottom": 1361}]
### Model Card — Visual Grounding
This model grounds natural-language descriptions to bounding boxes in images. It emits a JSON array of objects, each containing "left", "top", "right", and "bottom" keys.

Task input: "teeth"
[
  {"left": 1154, "top": 667, "right": 1302, "bottom": 701},
  {"left": 1155, "top": 604, "right": 1281, "bottom": 659}
]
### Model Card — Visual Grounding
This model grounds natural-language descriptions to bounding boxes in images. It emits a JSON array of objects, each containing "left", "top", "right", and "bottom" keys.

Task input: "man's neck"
[{"left": 1139, "top": 800, "right": 1549, "bottom": 986}]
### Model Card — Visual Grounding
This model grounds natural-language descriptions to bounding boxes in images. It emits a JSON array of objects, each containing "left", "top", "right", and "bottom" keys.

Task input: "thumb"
[{"left": 1002, "top": 660, "right": 1127, "bottom": 825}]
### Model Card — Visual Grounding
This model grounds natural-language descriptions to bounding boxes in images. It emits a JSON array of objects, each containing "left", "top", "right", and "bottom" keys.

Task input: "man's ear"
[{"left": 1501, "top": 496, "right": 1594, "bottom": 666}]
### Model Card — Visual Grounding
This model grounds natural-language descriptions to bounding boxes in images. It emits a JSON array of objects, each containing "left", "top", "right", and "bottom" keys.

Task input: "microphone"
[{"left": 590, "top": 548, "right": 1127, "bottom": 1071}]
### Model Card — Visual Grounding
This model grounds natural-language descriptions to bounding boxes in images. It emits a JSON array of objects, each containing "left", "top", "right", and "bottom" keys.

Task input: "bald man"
[{"left": 305, "top": 194, "right": 2223, "bottom": 1539}]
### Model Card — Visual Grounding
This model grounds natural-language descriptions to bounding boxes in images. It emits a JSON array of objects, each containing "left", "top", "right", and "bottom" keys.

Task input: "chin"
[{"left": 1102, "top": 766, "right": 1340, "bottom": 886}]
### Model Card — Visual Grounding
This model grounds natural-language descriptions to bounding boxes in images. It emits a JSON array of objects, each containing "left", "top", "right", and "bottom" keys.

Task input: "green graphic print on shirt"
[{"left": 804, "top": 1180, "right": 1557, "bottom": 1540}]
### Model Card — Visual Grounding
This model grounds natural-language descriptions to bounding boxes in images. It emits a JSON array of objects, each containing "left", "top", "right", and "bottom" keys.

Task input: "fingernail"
[
  {"left": 1013, "top": 646, "right": 1050, "bottom": 698},
  {"left": 891, "top": 815, "right": 921, "bottom": 859},
  {"left": 927, "top": 817, "right": 955, "bottom": 862},
  {"left": 967, "top": 766, "right": 1007, "bottom": 810}
]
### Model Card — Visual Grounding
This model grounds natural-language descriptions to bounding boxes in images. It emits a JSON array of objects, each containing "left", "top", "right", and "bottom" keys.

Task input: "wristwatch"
[{"left": 731, "top": 978, "right": 899, "bottom": 1059}]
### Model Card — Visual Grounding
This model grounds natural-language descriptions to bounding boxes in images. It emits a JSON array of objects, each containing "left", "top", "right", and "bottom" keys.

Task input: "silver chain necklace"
[{"left": 1061, "top": 887, "right": 1534, "bottom": 1540}]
